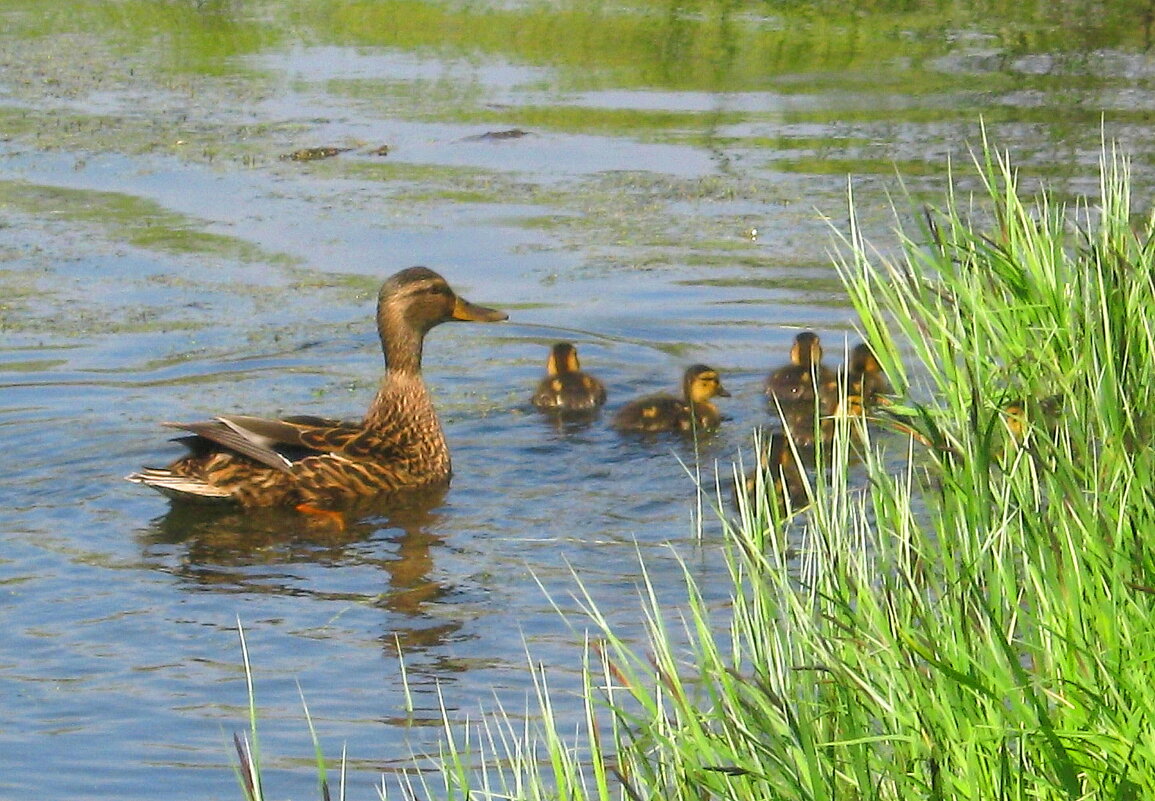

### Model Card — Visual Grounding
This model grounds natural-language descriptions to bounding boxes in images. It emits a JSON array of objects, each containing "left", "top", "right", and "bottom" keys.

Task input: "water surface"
[{"left": 1, "top": 1, "right": 1153, "bottom": 798}]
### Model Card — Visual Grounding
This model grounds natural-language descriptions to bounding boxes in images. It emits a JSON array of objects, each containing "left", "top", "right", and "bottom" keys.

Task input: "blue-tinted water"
[{"left": 1, "top": 3, "right": 1153, "bottom": 798}]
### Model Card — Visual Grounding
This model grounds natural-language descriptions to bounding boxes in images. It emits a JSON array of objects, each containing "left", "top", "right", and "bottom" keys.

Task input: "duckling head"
[
  {"left": 683, "top": 364, "right": 731, "bottom": 403},
  {"left": 790, "top": 332, "right": 823, "bottom": 368},
  {"left": 546, "top": 342, "right": 582, "bottom": 376},
  {"left": 850, "top": 342, "right": 881, "bottom": 375}
]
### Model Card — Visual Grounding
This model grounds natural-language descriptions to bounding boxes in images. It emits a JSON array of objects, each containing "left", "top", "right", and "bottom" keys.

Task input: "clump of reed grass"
[
  {"left": 232, "top": 621, "right": 347, "bottom": 801},
  {"left": 398, "top": 138, "right": 1155, "bottom": 801}
]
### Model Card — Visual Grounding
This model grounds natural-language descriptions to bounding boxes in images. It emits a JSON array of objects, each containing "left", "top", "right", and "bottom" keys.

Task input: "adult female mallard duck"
[
  {"left": 531, "top": 342, "right": 607, "bottom": 412},
  {"left": 127, "top": 266, "right": 507, "bottom": 509},
  {"left": 765, "top": 331, "right": 837, "bottom": 409},
  {"left": 614, "top": 364, "right": 730, "bottom": 433}
]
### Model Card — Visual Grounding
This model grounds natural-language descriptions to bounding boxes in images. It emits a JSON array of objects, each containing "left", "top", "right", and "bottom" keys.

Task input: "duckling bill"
[
  {"left": 127, "top": 266, "right": 507, "bottom": 508},
  {"left": 614, "top": 364, "right": 730, "bottom": 433},
  {"left": 531, "top": 342, "right": 607, "bottom": 412}
]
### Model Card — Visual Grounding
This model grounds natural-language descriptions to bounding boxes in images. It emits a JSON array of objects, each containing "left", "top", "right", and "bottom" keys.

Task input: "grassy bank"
[{"left": 236, "top": 141, "right": 1155, "bottom": 799}]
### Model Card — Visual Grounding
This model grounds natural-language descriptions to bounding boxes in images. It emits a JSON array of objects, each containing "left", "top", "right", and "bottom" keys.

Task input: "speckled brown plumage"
[{"left": 127, "top": 267, "right": 507, "bottom": 508}]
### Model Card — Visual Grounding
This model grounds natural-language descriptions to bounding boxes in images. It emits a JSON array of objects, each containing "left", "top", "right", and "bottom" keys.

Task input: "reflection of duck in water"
[
  {"left": 138, "top": 483, "right": 462, "bottom": 653},
  {"left": 531, "top": 342, "right": 607, "bottom": 413},
  {"left": 614, "top": 364, "right": 730, "bottom": 433},
  {"left": 127, "top": 267, "right": 507, "bottom": 512},
  {"left": 765, "top": 332, "right": 837, "bottom": 408}
]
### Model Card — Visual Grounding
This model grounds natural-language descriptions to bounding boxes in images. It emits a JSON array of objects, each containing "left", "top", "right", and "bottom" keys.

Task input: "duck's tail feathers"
[{"left": 125, "top": 468, "right": 235, "bottom": 503}]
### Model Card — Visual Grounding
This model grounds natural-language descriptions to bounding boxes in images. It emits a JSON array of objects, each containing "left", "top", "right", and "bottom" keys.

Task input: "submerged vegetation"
[{"left": 3, "top": 0, "right": 1152, "bottom": 166}]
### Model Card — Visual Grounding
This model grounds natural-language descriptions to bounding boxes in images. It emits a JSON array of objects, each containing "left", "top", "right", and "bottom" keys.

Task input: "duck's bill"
[
  {"left": 717, "top": 386, "right": 732, "bottom": 397},
  {"left": 452, "top": 297, "right": 509, "bottom": 322}
]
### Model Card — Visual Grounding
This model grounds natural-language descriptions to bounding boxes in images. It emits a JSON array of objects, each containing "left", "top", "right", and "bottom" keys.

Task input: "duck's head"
[
  {"left": 377, "top": 266, "right": 507, "bottom": 371},
  {"left": 546, "top": 342, "right": 582, "bottom": 376},
  {"left": 790, "top": 332, "right": 823, "bottom": 368},
  {"left": 683, "top": 364, "right": 730, "bottom": 403}
]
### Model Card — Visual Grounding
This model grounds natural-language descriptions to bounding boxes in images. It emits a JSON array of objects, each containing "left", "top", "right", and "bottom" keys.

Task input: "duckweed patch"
[
  {"left": 0, "top": 0, "right": 1148, "bottom": 302},
  {"left": 0, "top": 181, "right": 293, "bottom": 265}
]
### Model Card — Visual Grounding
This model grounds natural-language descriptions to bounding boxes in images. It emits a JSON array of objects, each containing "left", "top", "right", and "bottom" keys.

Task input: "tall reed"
[{"left": 399, "top": 139, "right": 1155, "bottom": 799}]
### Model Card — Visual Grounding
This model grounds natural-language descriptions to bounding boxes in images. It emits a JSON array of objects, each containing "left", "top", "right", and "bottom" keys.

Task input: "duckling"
[
  {"left": 531, "top": 342, "right": 607, "bottom": 412},
  {"left": 739, "top": 432, "right": 809, "bottom": 515},
  {"left": 1001, "top": 395, "right": 1062, "bottom": 446},
  {"left": 846, "top": 342, "right": 892, "bottom": 405},
  {"left": 614, "top": 364, "right": 730, "bottom": 433},
  {"left": 779, "top": 343, "right": 888, "bottom": 447},
  {"left": 802, "top": 343, "right": 891, "bottom": 437},
  {"left": 127, "top": 266, "right": 507, "bottom": 509},
  {"left": 765, "top": 332, "right": 837, "bottom": 409}
]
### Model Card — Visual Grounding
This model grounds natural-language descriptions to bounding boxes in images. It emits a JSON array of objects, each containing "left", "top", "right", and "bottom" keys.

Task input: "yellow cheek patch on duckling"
[
  {"left": 836, "top": 394, "right": 865, "bottom": 417},
  {"left": 642, "top": 407, "right": 658, "bottom": 418},
  {"left": 552, "top": 379, "right": 564, "bottom": 393},
  {"left": 1003, "top": 403, "right": 1028, "bottom": 441}
]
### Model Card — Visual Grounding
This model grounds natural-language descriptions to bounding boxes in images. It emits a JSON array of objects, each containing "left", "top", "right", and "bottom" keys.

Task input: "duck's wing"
[
  {"left": 583, "top": 375, "right": 608, "bottom": 407},
  {"left": 162, "top": 414, "right": 357, "bottom": 472},
  {"left": 536, "top": 373, "right": 608, "bottom": 410},
  {"left": 614, "top": 394, "right": 685, "bottom": 431},
  {"left": 532, "top": 376, "right": 564, "bottom": 408}
]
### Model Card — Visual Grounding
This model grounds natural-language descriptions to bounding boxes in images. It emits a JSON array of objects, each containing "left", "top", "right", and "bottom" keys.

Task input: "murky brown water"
[{"left": 2, "top": 1, "right": 1155, "bottom": 798}]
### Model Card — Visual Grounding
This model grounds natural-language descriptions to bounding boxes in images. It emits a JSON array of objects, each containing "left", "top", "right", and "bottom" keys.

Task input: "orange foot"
[{"left": 295, "top": 503, "right": 347, "bottom": 531}]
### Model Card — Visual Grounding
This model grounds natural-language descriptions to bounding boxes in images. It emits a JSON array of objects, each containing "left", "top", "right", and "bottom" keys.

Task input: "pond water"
[{"left": 2, "top": 1, "right": 1155, "bottom": 799}]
